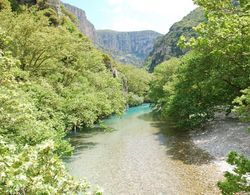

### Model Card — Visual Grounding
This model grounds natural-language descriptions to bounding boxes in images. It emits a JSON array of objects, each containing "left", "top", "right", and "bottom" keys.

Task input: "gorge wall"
[
  {"left": 62, "top": 3, "right": 162, "bottom": 67},
  {"left": 62, "top": 3, "right": 97, "bottom": 42},
  {"left": 16, "top": 1, "right": 203, "bottom": 69},
  {"left": 96, "top": 30, "right": 162, "bottom": 67},
  {"left": 145, "top": 8, "right": 205, "bottom": 72}
]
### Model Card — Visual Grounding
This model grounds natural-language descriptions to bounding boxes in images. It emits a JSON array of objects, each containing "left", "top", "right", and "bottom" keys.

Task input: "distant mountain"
[
  {"left": 145, "top": 8, "right": 205, "bottom": 72},
  {"left": 15, "top": 2, "right": 203, "bottom": 69},
  {"left": 96, "top": 30, "right": 162, "bottom": 67},
  {"left": 62, "top": 3, "right": 97, "bottom": 42},
  {"left": 61, "top": 3, "right": 162, "bottom": 67}
]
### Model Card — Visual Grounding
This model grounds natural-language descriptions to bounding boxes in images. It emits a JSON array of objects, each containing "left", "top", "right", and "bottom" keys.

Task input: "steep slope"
[
  {"left": 97, "top": 30, "right": 162, "bottom": 67},
  {"left": 62, "top": 3, "right": 96, "bottom": 42},
  {"left": 145, "top": 8, "right": 205, "bottom": 72},
  {"left": 61, "top": 3, "right": 161, "bottom": 67}
]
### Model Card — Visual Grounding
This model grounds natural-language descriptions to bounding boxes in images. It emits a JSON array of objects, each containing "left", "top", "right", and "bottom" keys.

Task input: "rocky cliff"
[
  {"left": 47, "top": 0, "right": 60, "bottom": 15},
  {"left": 61, "top": 3, "right": 161, "bottom": 67},
  {"left": 97, "top": 30, "right": 162, "bottom": 67},
  {"left": 145, "top": 8, "right": 205, "bottom": 72},
  {"left": 62, "top": 3, "right": 96, "bottom": 42},
  {"left": 19, "top": 1, "right": 161, "bottom": 67}
]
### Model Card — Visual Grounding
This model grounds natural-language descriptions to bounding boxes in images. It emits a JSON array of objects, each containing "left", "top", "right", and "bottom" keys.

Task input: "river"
[{"left": 66, "top": 104, "right": 250, "bottom": 194}]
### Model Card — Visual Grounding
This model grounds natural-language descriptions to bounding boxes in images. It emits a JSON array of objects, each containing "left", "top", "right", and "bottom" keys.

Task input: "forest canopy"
[
  {"left": 149, "top": 0, "right": 250, "bottom": 194},
  {"left": 0, "top": 0, "right": 151, "bottom": 193},
  {"left": 150, "top": 0, "right": 250, "bottom": 128}
]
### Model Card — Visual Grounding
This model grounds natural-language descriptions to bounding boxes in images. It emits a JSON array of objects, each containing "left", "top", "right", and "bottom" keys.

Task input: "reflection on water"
[
  {"left": 153, "top": 121, "right": 214, "bottom": 165},
  {"left": 65, "top": 127, "right": 110, "bottom": 162},
  {"left": 66, "top": 104, "right": 220, "bottom": 194},
  {"left": 139, "top": 112, "right": 214, "bottom": 165}
]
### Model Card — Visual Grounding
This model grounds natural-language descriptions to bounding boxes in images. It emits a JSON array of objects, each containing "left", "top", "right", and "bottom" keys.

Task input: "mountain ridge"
[
  {"left": 61, "top": 3, "right": 162, "bottom": 67},
  {"left": 96, "top": 29, "right": 162, "bottom": 67},
  {"left": 145, "top": 8, "right": 205, "bottom": 71}
]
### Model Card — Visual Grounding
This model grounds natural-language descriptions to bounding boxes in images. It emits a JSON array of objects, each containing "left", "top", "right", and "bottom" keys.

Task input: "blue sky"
[{"left": 62, "top": 0, "right": 197, "bottom": 34}]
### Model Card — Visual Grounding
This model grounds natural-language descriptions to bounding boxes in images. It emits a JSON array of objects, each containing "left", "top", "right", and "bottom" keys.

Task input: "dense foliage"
[
  {"left": 0, "top": 138, "right": 92, "bottom": 194},
  {"left": 149, "top": 57, "right": 180, "bottom": 114},
  {"left": 0, "top": 5, "right": 126, "bottom": 144},
  {"left": 117, "top": 64, "right": 152, "bottom": 106},
  {"left": 218, "top": 88, "right": 250, "bottom": 194},
  {"left": 145, "top": 8, "right": 205, "bottom": 72},
  {"left": 233, "top": 88, "right": 250, "bottom": 124},
  {"left": 0, "top": 0, "right": 150, "bottom": 193},
  {"left": 218, "top": 152, "right": 250, "bottom": 195},
  {"left": 149, "top": 0, "right": 250, "bottom": 193},
  {"left": 150, "top": 0, "right": 250, "bottom": 128}
]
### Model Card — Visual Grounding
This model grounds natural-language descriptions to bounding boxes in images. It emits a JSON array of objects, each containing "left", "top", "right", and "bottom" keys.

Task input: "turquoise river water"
[{"left": 66, "top": 104, "right": 225, "bottom": 194}]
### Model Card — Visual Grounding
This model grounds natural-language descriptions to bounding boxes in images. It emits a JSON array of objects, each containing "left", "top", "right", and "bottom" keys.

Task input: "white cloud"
[{"left": 106, "top": 0, "right": 197, "bottom": 33}]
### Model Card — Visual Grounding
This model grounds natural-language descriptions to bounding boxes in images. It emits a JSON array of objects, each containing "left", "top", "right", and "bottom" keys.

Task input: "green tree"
[
  {"left": 149, "top": 57, "right": 180, "bottom": 113},
  {"left": 218, "top": 152, "right": 250, "bottom": 194},
  {"left": 164, "top": 0, "right": 250, "bottom": 127},
  {"left": 181, "top": 0, "right": 250, "bottom": 95},
  {"left": 217, "top": 89, "right": 250, "bottom": 194},
  {"left": 117, "top": 64, "right": 151, "bottom": 106},
  {"left": 0, "top": 137, "right": 94, "bottom": 194},
  {"left": 233, "top": 88, "right": 250, "bottom": 123},
  {"left": 0, "top": 3, "right": 133, "bottom": 193},
  {"left": 0, "top": 0, "right": 11, "bottom": 11}
]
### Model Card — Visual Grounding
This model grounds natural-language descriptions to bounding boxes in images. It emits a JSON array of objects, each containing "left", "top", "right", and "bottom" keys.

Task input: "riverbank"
[
  {"left": 190, "top": 116, "right": 250, "bottom": 173},
  {"left": 64, "top": 104, "right": 249, "bottom": 194}
]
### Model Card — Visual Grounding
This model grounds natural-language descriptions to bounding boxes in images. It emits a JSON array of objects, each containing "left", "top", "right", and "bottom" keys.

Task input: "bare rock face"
[
  {"left": 145, "top": 8, "right": 205, "bottom": 72},
  {"left": 62, "top": 3, "right": 97, "bottom": 42},
  {"left": 96, "top": 30, "right": 162, "bottom": 67},
  {"left": 47, "top": 0, "right": 61, "bottom": 15},
  {"left": 61, "top": 3, "right": 161, "bottom": 67}
]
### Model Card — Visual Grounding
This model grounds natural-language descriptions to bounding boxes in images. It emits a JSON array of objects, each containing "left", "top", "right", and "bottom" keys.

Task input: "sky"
[{"left": 61, "top": 0, "right": 197, "bottom": 34}]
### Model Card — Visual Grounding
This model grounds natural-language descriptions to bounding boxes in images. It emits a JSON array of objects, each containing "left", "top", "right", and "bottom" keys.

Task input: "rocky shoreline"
[{"left": 191, "top": 116, "right": 250, "bottom": 174}]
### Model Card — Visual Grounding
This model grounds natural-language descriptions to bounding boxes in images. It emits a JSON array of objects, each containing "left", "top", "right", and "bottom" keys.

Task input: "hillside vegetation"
[
  {"left": 0, "top": 0, "right": 150, "bottom": 193},
  {"left": 149, "top": 0, "right": 249, "bottom": 193},
  {"left": 145, "top": 8, "right": 205, "bottom": 71},
  {"left": 60, "top": 2, "right": 162, "bottom": 67}
]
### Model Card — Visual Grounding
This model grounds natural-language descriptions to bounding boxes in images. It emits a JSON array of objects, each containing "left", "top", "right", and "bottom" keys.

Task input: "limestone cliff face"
[
  {"left": 61, "top": 3, "right": 161, "bottom": 67},
  {"left": 62, "top": 3, "right": 96, "bottom": 42},
  {"left": 47, "top": 0, "right": 61, "bottom": 15},
  {"left": 96, "top": 30, "right": 162, "bottom": 67},
  {"left": 145, "top": 8, "right": 205, "bottom": 72}
]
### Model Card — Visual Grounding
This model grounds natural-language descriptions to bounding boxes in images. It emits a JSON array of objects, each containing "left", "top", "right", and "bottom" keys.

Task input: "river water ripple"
[{"left": 66, "top": 104, "right": 249, "bottom": 194}]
